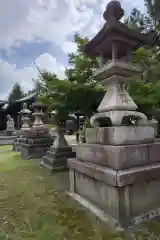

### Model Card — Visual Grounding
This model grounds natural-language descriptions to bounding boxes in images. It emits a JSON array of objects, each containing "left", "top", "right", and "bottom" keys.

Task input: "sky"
[{"left": 0, "top": 0, "right": 146, "bottom": 100}]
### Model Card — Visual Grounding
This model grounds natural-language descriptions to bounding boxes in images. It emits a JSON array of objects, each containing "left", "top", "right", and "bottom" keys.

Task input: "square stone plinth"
[
  {"left": 0, "top": 136, "right": 16, "bottom": 145},
  {"left": 41, "top": 146, "right": 76, "bottom": 171},
  {"left": 68, "top": 158, "right": 160, "bottom": 230},
  {"left": 86, "top": 126, "right": 154, "bottom": 145},
  {"left": 40, "top": 146, "right": 76, "bottom": 171},
  {"left": 76, "top": 142, "right": 160, "bottom": 170},
  {"left": 20, "top": 143, "right": 50, "bottom": 160}
]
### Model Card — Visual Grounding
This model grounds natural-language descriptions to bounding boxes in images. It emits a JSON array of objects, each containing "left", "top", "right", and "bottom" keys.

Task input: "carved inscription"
[{"left": 117, "top": 81, "right": 128, "bottom": 103}]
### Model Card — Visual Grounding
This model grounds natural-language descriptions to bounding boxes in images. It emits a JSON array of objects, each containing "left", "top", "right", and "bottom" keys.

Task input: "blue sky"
[{"left": 0, "top": 0, "right": 146, "bottom": 99}]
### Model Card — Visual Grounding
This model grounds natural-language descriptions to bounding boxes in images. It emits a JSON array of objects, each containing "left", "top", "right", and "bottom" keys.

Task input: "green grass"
[
  {"left": 0, "top": 145, "right": 12, "bottom": 151},
  {"left": 0, "top": 147, "right": 160, "bottom": 239},
  {"left": 46, "top": 124, "right": 56, "bottom": 129}
]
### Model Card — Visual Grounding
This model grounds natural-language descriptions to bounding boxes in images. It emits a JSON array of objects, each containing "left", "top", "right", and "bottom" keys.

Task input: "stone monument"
[
  {"left": 5, "top": 115, "right": 15, "bottom": 136},
  {"left": 13, "top": 103, "right": 32, "bottom": 151},
  {"left": 20, "top": 103, "right": 52, "bottom": 160},
  {"left": 68, "top": 1, "right": 160, "bottom": 230},
  {"left": 0, "top": 115, "right": 16, "bottom": 145},
  {"left": 41, "top": 124, "right": 75, "bottom": 171},
  {"left": 147, "top": 117, "right": 158, "bottom": 137}
]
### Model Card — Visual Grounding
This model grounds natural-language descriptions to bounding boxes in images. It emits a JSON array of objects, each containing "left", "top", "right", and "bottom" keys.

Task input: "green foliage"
[
  {"left": 36, "top": 34, "right": 104, "bottom": 123},
  {"left": 23, "top": 89, "right": 36, "bottom": 97},
  {"left": 66, "top": 34, "right": 99, "bottom": 84},
  {"left": 124, "top": 7, "right": 160, "bottom": 117},
  {"left": 0, "top": 149, "right": 160, "bottom": 239},
  {"left": 144, "top": 0, "right": 160, "bottom": 28},
  {"left": 124, "top": 8, "right": 152, "bottom": 31},
  {"left": 8, "top": 82, "right": 24, "bottom": 101},
  {"left": 36, "top": 8, "right": 160, "bottom": 122}
]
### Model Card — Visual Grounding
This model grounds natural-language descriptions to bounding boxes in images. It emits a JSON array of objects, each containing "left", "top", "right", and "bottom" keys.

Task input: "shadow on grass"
[{"left": 0, "top": 151, "right": 160, "bottom": 239}]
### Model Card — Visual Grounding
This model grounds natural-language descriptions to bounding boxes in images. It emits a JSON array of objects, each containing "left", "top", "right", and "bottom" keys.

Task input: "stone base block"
[
  {"left": 5, "top": 131, "right": 16, "bottom": 137},
  {"left": 0, "top": 136, "right": 16, "bottom": 145},
  {"left": 86, "top": 126, "right": 154, "bottom": 145},
  {"left": 20, "top": 143, "right": 49, "bottom": 160},
  {"left": 12, "top": 137, "right": 21, "bottom": 151},
  {"left": 0, "top": 131, "right": 5, "bottom": 136},
  {"left": 68, "top": 159, "right": 160, "bottom": 229},
  {"left": 76, "top": 142, "right": 160, "bottom": 170},
  {"left": 40, "top": 146, "right": 76, "bottom": 171}
]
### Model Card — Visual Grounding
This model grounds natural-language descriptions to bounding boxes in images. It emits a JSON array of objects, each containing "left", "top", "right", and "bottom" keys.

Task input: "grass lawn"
[
  {"left": 46, "top": 124, "right": 56, "bottom": 129},
  {"left": 0, "top": 146, "right": 160, "bottom": 239}
]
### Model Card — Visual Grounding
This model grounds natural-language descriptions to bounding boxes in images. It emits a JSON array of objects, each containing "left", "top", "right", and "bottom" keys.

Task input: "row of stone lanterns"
[{"left": 13, "top": 102, "right": 75, "bottom": 170}]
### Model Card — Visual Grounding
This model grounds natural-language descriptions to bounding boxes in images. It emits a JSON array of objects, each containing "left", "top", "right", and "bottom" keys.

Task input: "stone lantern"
[
  {"left": 41, "top": 109, "right": 75, "bottom": 171},
  {"left": 13, "top": 103, "right": 31, "bottom": 152},
  {"left": 20, "top": 103, "right": 32, "bottom": 131},
  {"left": 20, "top": 103, "right": 52, "bottom": 160},
  {"left": 68, "top": 0, "right": 160, "bottom": 230}
]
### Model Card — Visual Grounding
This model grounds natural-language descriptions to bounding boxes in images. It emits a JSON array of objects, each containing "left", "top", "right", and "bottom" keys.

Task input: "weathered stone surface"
[
  {"left": 117, "top": 164, "right": 160, "bottom": 186},
  {"left": 68, "top": 160, "right": 160, "bottom": 228},
  {"left": 75, "top": 171, "right": 120, "bottom": 221},
  {"left": 68, "top": 158, "right": 160, "bottom": 187},
  {"left": 5, "top": 116, "right": 15, "bottom": 136},
  {"left": 90, "top": 110, "right": 147, "bottom": 127},
  {"left": 0, "top": 136, "right": 16, "bottom": 145},
  {"left": 68, "top": 158, "right": 117, "bottom": 186},
  {"left": 94, "top": 60, "right": 142, "bottom": 80},
  {"left": 41, "top": 127, "right": 76, "bottom": 171},
  {"left": 149, "top": 142, "right": 160, "bottom": 163},
  {"left": 86, "top": 126, "right": 154, "bottom": 145},
  {"left": 130, "top": 181, "right": 160, "bottom": 217},
  {"left": 19, "top": 103, "right": 52, "bottom": 160},
  {"left": 68, "top": 0, "right": 160, "bottom": 230},
  {"left": 147, "top": 118, "right": 158, "bottom": 136},
  {"left": 20, "top": 143, "right": 50, "bottom": 160},
  {"left": 41, "top": 147, "right": 75, "bottom": 171},
  {"left": 76, "top": 142, "right": 160, "bottom": 170},
  {"left": 97, "top": 75, "right": 138, "bottom": 112}
]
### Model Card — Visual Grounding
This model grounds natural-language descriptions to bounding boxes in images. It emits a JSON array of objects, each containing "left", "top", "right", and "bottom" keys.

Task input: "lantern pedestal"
[
  {"left": 20, "top": 104, "right": 52, "bottom": 160},
  {"left": 41, "top": 127, "right": 75, "bottom": 171},
  {"left": 68, "top": 0, "right": 160, "bottom": 230}
]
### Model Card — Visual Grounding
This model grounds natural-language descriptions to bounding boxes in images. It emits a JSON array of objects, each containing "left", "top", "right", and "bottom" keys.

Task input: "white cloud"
[
  {"left": 0, "top": 53, "right": 66, "bottom": 100},
  {"left": 0, "top": 0, "right": 145, "bottom": 50},
  {"left": 0, "top": 0, "right": 146, "bottom": 98},
  {"left": 61, "top": 42, "right": 77, "bottom": 54},
  {"left": 0, "top": 0, "right": 94, "bottom": 50}
]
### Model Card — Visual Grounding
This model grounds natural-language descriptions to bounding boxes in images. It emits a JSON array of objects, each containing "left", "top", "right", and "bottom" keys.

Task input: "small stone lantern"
[{"left": 19, "top": 103, "right": 52, "bottom": 160}]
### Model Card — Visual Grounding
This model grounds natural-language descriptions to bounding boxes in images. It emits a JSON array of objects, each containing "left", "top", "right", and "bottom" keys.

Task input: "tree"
[
  {"left": 36, "top": 34, "right": 104, "bottom": 124},
  {"left": 124, "top": 8, "right": 152, "bottom": 31},
  {"left": 8, "top": 82, "right": 24, "bottom": 101},
  {"left": 23, "top": 89, "right": 36, "bottom": 97},
  {"left": 66, "top": 34, "right": 99, "bottom": 84},
  {"left": 124, "top": 7, "right": 160, "bottom": 117},
  {"left": 144, "top": 0, "right": 160, "bottom": 29}
]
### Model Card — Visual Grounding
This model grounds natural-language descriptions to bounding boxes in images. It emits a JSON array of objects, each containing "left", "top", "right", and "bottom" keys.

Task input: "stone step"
[
  {"left": 46, "top": 150, "right": 75, "bottom": 159},
  {"left": 42, "top": 156, "right": 68, "bottom": 167},
  {"left": 76, "top": 142, "right": 160, "bottom": 170}
]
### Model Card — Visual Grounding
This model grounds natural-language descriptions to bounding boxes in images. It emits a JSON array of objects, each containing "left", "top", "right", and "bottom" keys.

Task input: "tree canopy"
[
  {"left": 36, "top": 35, "right": 104, "bottom": 123},
  {"left": 35, "top": 1, "right": 160, "bottom": 122},
  {"left": 124, "top": 4, "right": 160, "bottom": 117},
  {"left": 8, "top": 82, "right": 24, "bottom": 102}
]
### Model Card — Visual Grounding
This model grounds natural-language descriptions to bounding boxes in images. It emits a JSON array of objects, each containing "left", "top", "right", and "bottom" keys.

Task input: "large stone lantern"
[{"left": 68, "top": 0, "right": 160, "bottom": 230}]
